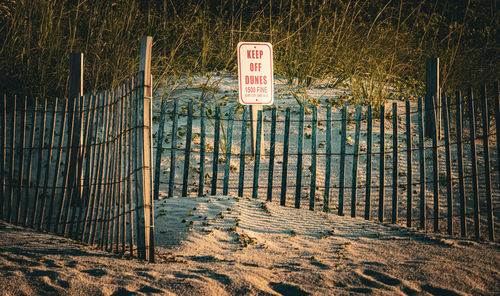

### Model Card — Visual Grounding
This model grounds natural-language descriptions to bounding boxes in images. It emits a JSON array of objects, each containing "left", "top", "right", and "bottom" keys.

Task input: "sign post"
[{"left": 237, "top": 42, "right": 274, "bottom": 156}]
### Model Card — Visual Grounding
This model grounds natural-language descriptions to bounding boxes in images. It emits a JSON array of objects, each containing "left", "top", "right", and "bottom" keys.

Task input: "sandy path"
[{"left": 1, "top": 196, "right": 499, "bottom": 295}]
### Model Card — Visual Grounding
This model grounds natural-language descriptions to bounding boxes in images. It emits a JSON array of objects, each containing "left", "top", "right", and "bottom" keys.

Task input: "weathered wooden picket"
[
  {"left": 153, "top": 82, "right": 499, "bottom": 241},
  {"left": 0, "top": 37, "right": 155, "bottom": 262}
]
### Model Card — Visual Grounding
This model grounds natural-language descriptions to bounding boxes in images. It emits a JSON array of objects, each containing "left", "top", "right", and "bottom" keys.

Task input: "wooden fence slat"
[
  {"left": 252, "top": 110, "right": 263, "bottom": 200},
  {"left": 75, "top": 94, "right": 96, "bottom": 239},
  {"left": 324, "top": 107, "right": 332, "bottom": 213},
  {"left": 222, "top": 107, "right": 234, "bottom": 196},
  {"left": 417, "top": 98, "right": 426, "bottom": 230},
  {"left": 468, "top": 88, "right": 480, "bottom": 240},
  {"left": 115, "top": 83, "right": 126, "bottom": 250},
  {"left": 168, "top": 100, "right": 178, "bottom": 198},
  {"left": 104, "top": 90, "right": 117, "bottom": 248},
  {"left": 365, "top": 105, "right": 372, "bottom": 220},
  {"left": 182, "top": 101, "right": 194, "bottom": 197},
  {"left": 339, "top": 107, "right": 347, "bottom": 216},
  {"left": 57, "top": 98, "right": 77, "bottom": 235},
  {"left": 310, "top": 106, "right": 317, "bottom": 211},
  {"left": 7, "top": 97, "right": 16, "bottom": 223},
  {"left": 102, "top": 92, "right": 113, "bottom": 248},
  {"left": 114, "top": 91, "right": 124, "bottom": 251},
  {"left": 22, "top": 97, "right": 36, "bottom": 226},
  {"left": 266, "top": 107, "right": 277, "bottom": 202},
  {"left": 211, "top": 106, "right": 221, "bottom": 196},
  {"left": 47, "top": 99, "right": 67, "bottom": 232},
  {"left": 442, "top": 94, "right": 453, "bottom": 235},
  {"left": 481, "top": 85, "right": 494, "bottom": 241},
  {"left": 351, "top": 106, "right": 361, "bottom": 217},
  {"left": 133, "top": 72, "right": 146, "bottom": 259},
  {"left": 237, "top": 107, "right": 247, "bottom": 198},
  {"left": 90, "top": 92, "right": 110, "bottom": 244},
  {"left": 199, "top": 103, "right": 206, "bottom": 197},
  {"left": 69, "top": 95, "right": 87, "bottom": 237},
  {"left": 455, "top": 91, "right": 466, "bottom": 237},
  {"left": 112, "top": 90, "right": 123, "bottom": 250},
  {"left": 67, "top": 95, "right": 85, "bottom": 237},
  {"left": 153, "top": 95, "right": 168, "bottom": 200},
  {"left": 85, "top": 93, "right": 105, "bottom": 243},
  {"left": 392, "top": 102, "right": 398, "bottom": 224},
  {"left": 494, "top": 82, "right": 500, "bottom": 186},
  {"left": 295, "top": 106, "right": 304, "bottom": 209},
  {"left": 38, "top": 99, "right": 57, "bottom": 230},
  {"left": 280, "top": 107, "right": 291, "bottom": 206},
  {"left": 406, "top": 101, "right": 412, "bottom": 228},
  {"left": 126, "top": 80, "right": 135, "bottom": 255},
  {"left": 0, "top": 95, "right": 5, "bottom": 219},
  {"left": 431, "top": 95, "right": 439, "bottom": 232},
  {"left": 379, "top": 105, "right": 385, "bottom": 222},
  {"left": 104, "top": 93, "right": 118, "bottom": 250},
  {"left": 99, "top": 94, "right": 114, "bottom": 248},
  {"left": 15, "top": 96, "right": 26, "bottom": 225},
  {"left": 32, "top": 99, "right": 46, "bottom": 228},
  {"left": 81, "top": 94, "right": 98, "bottom": 240}
]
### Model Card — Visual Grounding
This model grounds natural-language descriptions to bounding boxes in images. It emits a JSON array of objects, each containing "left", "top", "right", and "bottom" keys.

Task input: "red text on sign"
[
  {"left": 247, "top": 50, "right": 264, "bottom": 59},
  {"left": 245, "top": 75, "right": 267, "bottom": 85}
]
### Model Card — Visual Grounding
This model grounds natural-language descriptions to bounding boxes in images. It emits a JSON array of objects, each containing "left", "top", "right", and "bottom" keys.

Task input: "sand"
[{"left": 1, "top": 195, "right": 499, "bottom": 295}]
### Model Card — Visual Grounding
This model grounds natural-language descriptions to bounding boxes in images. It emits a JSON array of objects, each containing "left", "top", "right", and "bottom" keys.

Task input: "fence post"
[
  {"left": 138, "top": 36, "right": 154, "bottom": 262},
  {"left": 250, "top": 105, "right": 264, "bottom": 156},
  {"left": 425, "top": 57, "right": 440, "bottom": 138},
  {"left": 431, "top": 95, "right": 439, "bottom": 232}
]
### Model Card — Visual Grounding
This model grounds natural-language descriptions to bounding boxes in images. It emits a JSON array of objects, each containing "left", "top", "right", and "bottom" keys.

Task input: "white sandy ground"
[{"left": 1, "top": 195, "right": 499, "bottom": 296}]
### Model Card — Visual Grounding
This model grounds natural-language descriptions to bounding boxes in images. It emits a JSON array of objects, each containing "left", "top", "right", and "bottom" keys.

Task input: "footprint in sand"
[
  {"left": 353, "top": 269, "right": 464, "bottom": 296},
  {"left": 81, "top": 268, "right": 107, "bottom": 277},
  {"left": 269, "top": 282, "right": 311, "bottom": 296}
]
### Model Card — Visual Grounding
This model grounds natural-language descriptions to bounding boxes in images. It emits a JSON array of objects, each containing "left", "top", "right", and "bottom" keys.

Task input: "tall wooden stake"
[{"left": 139, "top": 36, "right": 154, "bottom": 262}]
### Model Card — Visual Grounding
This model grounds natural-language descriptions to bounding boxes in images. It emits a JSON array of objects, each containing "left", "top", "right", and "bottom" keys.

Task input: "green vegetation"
[{"left": 0, "top": 0, "right": 498, "bottom": 106}]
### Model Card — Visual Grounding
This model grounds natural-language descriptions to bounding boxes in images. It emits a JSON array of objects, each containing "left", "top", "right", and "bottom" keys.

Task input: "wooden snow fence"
[
  {"left": 0, "top": 36, "right": 155, "bottom": 262},
  {"left": 153, "top": 83, "right": 499, "bottom": 242}
]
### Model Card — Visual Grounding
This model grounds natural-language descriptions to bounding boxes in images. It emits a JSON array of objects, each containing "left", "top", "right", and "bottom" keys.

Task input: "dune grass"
[{"left": 0, "top": 0, "right": 498, "bottom": 108}]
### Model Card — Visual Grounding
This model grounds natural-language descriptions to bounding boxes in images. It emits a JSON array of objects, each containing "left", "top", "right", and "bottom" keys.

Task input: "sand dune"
[{"left": 0, "top": 195, "right": 499, "bottom": 295}]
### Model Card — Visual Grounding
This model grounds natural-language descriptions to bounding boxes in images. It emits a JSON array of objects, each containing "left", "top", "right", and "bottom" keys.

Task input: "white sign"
[{"left": 237, "top": 42, "right": 274, "bottom": 105}]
